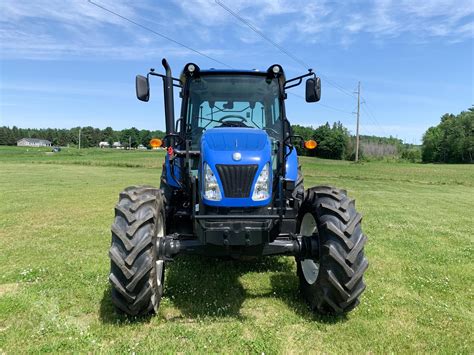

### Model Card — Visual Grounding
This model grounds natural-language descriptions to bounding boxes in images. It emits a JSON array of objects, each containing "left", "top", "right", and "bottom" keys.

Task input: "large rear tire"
[
  {"left": 297, "top": 186, "right": 368, "bottom": 315},
  {"left": 109, "top": 186, "right": 165, "bottom": 316}
]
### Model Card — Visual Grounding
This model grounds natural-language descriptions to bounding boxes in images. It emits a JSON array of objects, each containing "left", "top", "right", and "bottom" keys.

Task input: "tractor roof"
[
  {"left": 180, "top": 65, "right": 286, "bottom": 85},
  {"left": 200, "top": 68, "right": 264, "bottom": 75}
]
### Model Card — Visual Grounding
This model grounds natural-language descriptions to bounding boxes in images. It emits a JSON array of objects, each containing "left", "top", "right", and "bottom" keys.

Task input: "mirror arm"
[
  {"left": 284, "top": 134, "right": 305, "bottom": 148},
  {"left": 284, "top": 70, "right": 315, "bottom": 90},
  {"left": 147, "top": 71, "right": 183, "bottom": 88},
  {"left": 163, "top": 133, "right": 184, "bottom": 147},
  {"left": 284, "top": 78, "right": 302, "bottom": 90},
  {"left": 283, "top": 134, "right": 306, "bottom": 158}
]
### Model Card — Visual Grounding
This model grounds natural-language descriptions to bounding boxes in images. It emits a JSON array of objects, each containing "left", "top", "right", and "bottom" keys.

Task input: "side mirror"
[
  {"left": 305, "top": 77, "right": 321, "bottom": 103},
  {"left": 136, "top": 75, "right": 150, "bottom": 102}
]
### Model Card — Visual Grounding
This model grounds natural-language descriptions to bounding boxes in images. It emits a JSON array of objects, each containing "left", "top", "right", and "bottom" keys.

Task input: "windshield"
[{"left": 185, "top": 74, "right": 282, "bottom": 147}]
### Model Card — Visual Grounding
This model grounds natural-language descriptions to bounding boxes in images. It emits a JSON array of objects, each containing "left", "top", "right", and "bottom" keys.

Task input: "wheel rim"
[
  {"left": 300, "top": 213, "right": 319, "bottom": 285},
  {"left": 155, "top": 214, "right": 164, "bottom": 289},
  {"left": 151, "top": 213, "right": 164, "bottom": 310}
]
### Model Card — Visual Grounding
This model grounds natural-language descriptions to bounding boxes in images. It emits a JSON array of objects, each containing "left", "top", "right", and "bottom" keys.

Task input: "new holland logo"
[{"left": 232, "top": 152, "right": 242, "bottom": 161}]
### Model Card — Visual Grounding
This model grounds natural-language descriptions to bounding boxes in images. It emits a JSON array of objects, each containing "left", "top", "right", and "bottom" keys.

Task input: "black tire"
[
  {"left": 297, "top": 185, "right": 368, "bottom": 315},
  {"left": 109, "top": 186, "right": 166, "bottom": 316}
]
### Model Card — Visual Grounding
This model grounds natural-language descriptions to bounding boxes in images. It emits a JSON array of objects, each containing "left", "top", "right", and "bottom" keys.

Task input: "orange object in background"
[
  {"left": 150, "top": 138, "right": 162, "bottom": 148},
  {"left": 304, "top": 140, "right": 317, "bottom": 149}
]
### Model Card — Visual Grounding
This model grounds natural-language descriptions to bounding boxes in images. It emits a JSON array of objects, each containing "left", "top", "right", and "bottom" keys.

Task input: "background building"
[{"left": 17, "top": 138, "right": 51, "bottom": 147}]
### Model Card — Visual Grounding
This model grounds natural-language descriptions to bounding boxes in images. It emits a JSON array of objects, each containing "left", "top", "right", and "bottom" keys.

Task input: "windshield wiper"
[{"left": 205, "top": 105, "right": 250, "bottom": 116}]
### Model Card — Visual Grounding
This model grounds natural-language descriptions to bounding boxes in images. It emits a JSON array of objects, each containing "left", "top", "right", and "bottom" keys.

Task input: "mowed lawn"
[{"left": 0, "top": 147, "right": 473, "bottom": 353}]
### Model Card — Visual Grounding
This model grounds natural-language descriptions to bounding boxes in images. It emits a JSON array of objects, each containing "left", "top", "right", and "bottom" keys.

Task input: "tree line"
[
  {"left": 421, "top": 107, "right": 473, "bottom": 163},
  {"left": 292, "top": 122, "right": 350, "bottom": 159},
  {"left": 0, "top": 126, "right": 166, "bottom": 148},
  {"left": 4, "top": 109, "right": 471, "bottom": 163},
  {"left": 292, "top": 122, "right": 418, "bottom": 161},
  {"left": 1, "top": 122, "right": 420, "bottom": 161}
]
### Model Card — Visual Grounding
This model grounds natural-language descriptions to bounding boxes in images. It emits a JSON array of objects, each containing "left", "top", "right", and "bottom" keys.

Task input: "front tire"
[
  {"left": 109, "top": 186, "right": 166, "bottom": 316},
  {"left": 297, "top": 186, "right": 368, "bottom": 315}
]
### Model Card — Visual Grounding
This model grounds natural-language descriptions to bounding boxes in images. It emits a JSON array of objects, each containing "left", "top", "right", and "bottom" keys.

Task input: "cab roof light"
[
  {"left": 184, "top": 62, "right": 200, "bottom": 76},
  {"left": 266, "top": 64, "right": 283, "bottom": 79}
]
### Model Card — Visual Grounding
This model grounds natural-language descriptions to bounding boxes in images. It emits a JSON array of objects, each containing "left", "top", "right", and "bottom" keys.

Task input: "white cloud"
[
  {"left": 0, "top": 0, "right": 139, "bottom": 59},
  {"left": 355, "top": 0, "right": 474, "bottom": 39},
  {"left": 0, "top": 0, "right": 135, "bottom": 28},
  {"left": 0, "top": 0, "right": 235, "bottom": 61},
  {"left": 0, "top": 0, "right": 472, "bottom": 61},
  {"left": 205, "top": 0, "right": 474, "bottom": 44}
]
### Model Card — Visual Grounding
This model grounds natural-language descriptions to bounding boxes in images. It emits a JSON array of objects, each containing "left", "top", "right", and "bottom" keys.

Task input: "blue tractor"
[{"left": 109, "top": 59, "right": 368, "bottom": 316}]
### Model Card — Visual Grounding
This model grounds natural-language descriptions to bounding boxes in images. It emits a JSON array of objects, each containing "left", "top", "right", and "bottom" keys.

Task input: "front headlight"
[
  {"left": 203, "top": 163, "right": 222, "bottom": 201},
  {"left": 252, "top": 163, "right": 270, "bottom": 201}
]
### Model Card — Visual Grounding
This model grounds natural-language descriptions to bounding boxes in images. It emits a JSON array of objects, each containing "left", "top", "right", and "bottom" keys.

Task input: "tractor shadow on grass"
[
  {"left": 99, "top": 256, "right": 347, "bottom": 324},
  {"left": 163, "top": 255, "right": 289, "bottom": 320},
  {"left": 98, "top": 256, "right": 288, "bottom": 324},
  {"left": 164, "top": 256, "right": 347, "bottom": 324},
  {"left": 269, "top": 272, "right": 348, "bottom": 324}
]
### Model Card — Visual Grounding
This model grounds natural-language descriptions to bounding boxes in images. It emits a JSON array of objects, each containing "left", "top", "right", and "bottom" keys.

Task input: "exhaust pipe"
[{"left": 162, "top": 58, "right": 175, "bottom": 135}]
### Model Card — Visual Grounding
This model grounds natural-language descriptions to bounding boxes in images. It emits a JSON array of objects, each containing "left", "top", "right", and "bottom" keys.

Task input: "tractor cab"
[
  {"left": 182, "top": 67, "right": 285, "bottom": 149},
  {"left": 182, "top": 66, "right": 285, "bottom": 208}
]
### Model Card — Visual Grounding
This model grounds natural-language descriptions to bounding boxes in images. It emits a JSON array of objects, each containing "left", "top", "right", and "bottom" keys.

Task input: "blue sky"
[{"left": 0, "top": 0, "right": 473, "bottom": 143}]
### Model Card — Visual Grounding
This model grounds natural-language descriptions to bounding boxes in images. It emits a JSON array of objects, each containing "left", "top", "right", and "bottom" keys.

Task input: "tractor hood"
[
  {"left": 201, "top": 127, "right": 272, "bottom": 207},
  {"left": 203, "top": 127, "right": 269, "bottom": 152}
]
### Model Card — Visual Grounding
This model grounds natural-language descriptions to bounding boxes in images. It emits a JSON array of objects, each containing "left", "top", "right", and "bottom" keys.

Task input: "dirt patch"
[{"left": 0, "top": 283, "right": 20, "bottom": 297}]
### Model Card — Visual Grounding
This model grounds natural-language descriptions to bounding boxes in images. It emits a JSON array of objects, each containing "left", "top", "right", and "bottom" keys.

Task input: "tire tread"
[
  {"left": 298, "top": 185, "right": 368, "bottom": 315},
  {"left": 109, "top": 186, "right": 165, "bottom": 316}
]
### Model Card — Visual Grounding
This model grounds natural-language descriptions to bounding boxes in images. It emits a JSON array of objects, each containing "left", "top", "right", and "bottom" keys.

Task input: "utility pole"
[
  {"left": 355, "top": 81, "right": 361, "bottom": 162},
  {"left": 129, "top": 136, "right": 131, "bottom": 150},
  {"left": 78, "top": 127, "right": 82, "bottom": 150}
]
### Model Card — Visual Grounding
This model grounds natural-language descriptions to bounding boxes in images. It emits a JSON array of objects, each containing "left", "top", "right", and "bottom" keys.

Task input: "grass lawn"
[{"left": 0, "top": 146, "right": 473, "bottom": 352}]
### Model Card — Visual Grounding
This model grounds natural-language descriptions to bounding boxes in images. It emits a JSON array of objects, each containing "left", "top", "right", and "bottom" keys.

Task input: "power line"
[
  {"left": 321, "top": 76, "right": 356, "bottom": 98},
  {"left": 319, "top": 103, "right": 353, "bottom": 115},
  {"left": 361, "top": 98, "right": 383, "bottom": 128},
  {"left": 361, "top": 105, "right": 388, "bottom": 138},
  {"left": 88, "top": 0, "right": 361, "bottom": 129},
  {"left": 358, "top": 122, "right": 377, "bottom": 137},
  {"left": 360, "top": 97, "right": 390, "bottom": 137},
  {"left": 87, "top": 0, "right": 232, "bottom": 68},
  {"left": 215, "top": 0, "right": 355, "bottom": 99},
  {"left": 215, "top": 0, "right": 310, "bottom": 69},
  {"left": 90, "top": 0, "right": 355, "bottom": 99},
  {"left": 288, "top": 92, "right": 353, "bottom": 115}
]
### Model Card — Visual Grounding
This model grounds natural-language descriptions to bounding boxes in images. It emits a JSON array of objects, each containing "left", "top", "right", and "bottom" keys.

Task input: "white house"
[
  {"left": 99, "top": 141, "right": 110, "bottom": 148},
  {"left": 17, "top": 138, "right": 51, "bottom": 147}
]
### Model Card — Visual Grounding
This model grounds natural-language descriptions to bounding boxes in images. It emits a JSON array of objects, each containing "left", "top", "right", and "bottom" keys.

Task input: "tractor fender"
[
  {"left": 164, "top": 154, "right": 181, "bottom": 188},
  {"left": 285, "top": 147, "right": 298, "bottom": 182}
]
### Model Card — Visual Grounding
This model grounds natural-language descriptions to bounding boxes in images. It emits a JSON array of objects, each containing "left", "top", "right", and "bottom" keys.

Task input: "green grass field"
[{"left": 1, "top": 146, "right": 473, "bottom": 353}]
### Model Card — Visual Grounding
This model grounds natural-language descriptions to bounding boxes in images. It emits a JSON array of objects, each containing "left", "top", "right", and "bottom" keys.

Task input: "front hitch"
[
  {"left": 261, "top": 235, "right": 319, "bottom": 258},
  {"left": 157, "top": 233, "right": 319, "bottom": 260},
  {"left": 156, "top": 234, "right": 203, "bottom": 261}
]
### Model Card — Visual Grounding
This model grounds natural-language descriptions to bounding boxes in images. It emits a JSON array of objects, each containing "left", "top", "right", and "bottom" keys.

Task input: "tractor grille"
[{"left": 216, "top": 164, "right": 258, "bottom": 198}]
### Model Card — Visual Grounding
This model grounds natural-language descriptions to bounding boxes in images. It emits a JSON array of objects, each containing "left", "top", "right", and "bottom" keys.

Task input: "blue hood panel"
[
  {"left": 203, "top": 127, "right": 268, "bottom": 151},
  {"left": 201, "top": 128, "right": 272, "bottom": 207}
]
